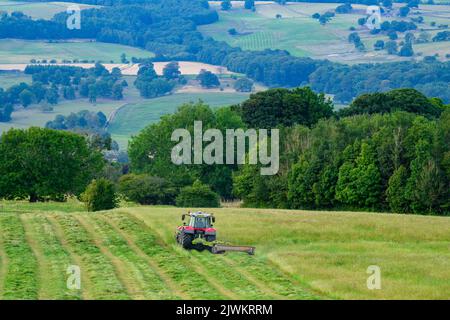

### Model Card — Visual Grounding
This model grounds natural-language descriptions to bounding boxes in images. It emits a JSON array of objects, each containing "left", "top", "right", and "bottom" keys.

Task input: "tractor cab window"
[{"left": 189, "top": 216, "right": 210, "bottom": 228}]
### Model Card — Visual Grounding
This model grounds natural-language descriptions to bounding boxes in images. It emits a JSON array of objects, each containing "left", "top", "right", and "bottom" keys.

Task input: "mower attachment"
[{"left": 211, "top": 244, "right": 255, "bottom": 255}]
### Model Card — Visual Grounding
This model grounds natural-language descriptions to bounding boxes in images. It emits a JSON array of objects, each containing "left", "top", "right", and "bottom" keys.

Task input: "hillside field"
[
  {"left": 202, "top": 2, "right": 450, "bottom": 64},
  {"left": 108, "top": 92, "right": 250, "bottom": 149},
  {"left": 0, "top": 0, "right": 99, "bottom": 19},
  {"left": 0, "top": 39, "right": 154, "bottom": 64},
  {"left": 0, "top": 201, "right": 449, "bottom": 300}
]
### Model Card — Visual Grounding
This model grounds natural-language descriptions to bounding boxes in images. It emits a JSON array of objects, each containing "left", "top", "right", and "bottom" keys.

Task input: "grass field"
[
  {"left": 108, "top": 92, "right": 250, "bottom": 149},
  {"left": 202, "top": 2, "right": 450, "bottom": 64},
  {"left": 0, "top": 72, "right": 31, "bottom": 87},
  {"left": 0, "top": 201, "right": 449, "bottom": 300},
  {"left": 0, "top": 39, "right": 154, "bottom": 64},
  {"left": 0, "top": 0, "right": 98, "bottom": 20}
]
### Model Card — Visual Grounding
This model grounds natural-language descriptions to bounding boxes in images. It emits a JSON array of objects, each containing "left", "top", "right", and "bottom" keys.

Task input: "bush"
[
  {"left": 233, "top": 77, "right": 253, "bottom": 92},
  {"left": 176, "top": 180, "right": 220, "bottom": 208},
  {"left": 81, "top": 179, "right": 118, "bottom": 212},
  {"left": 118, "top": 174, "right": 176, "bottom": 205}
]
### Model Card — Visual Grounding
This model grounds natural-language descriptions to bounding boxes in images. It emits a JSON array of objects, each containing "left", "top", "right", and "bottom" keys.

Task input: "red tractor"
[
  {"left": 175, "top": 211, "right": 256, "bottom": 255},
  {"left": 175, "top": 211, "right": 217, "bottom": 249}
]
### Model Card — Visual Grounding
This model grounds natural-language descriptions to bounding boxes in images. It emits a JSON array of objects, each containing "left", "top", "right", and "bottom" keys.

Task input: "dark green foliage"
[
  {"left": 374, "top": 40, "right": 385, "bottom": 50},
  {"left": 339, "top": 89, "right": 442, "bottom": 118},
  {"left": 335, "top": 142, "right": 382, "bottom": 208},
  {"left": 399, "top": 42, "right": 414, "bottom": 57},
  {"left": 81, "top": 178, "right": 118, "bottom": 212},
  {"left": 197, "top": 70, "right": 220, "bottom": 88},
  {"left": 399, "top": 6, "right": 410, "bottom": 17},
  {"left": 221, "top": 0, "right": 232, "bottom": 11},
  {"left": 135, "top": 63, "right": 175, "bottom": 98},
  {"left": 386, "top": 165, "right": 409, "bottom": 213},
  {"left": 385, "top": 40, "right": 398, "bottom": 54},
  {"left": 0, "top": 127, "right": 104, "bottom": 201},
  {"left": 432, "top": 31, "right": 450, "bottom": 42},
  {"left": 117, "top": 174, "right": 176, "bottom": 205},
  {"left": 128, "top": 103, "right": 245, "bottom": 199},
  {"left": 162, "top": 61, "right": 181, "bottom": 80},
  {"left": 176, "top": 180, "right": 220, "bottom": 208},
  {"left": 336, "top": 3, "right": 353, "bottom": 14},
  {"left": 236, "top": 87, "right": 334, "bottom": 128},
  {"left": 244, "top": 0, "right": 255, "bottom": 10},
  {"left": 236, "top": 108, "right": 449, "bottom": 215},
  {"left": 233, "top": 77, "right": 253, "bottom": 92},
  {"left": 19, "top": 89, "right": 34, "bottom": 107}
]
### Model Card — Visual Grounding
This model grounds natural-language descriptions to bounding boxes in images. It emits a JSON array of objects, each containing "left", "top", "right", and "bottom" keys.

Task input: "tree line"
[
  {"left": 0, "top": 64, "right": 126, "bottom": 123},
  {"left": 0, "top": 85, "right": 448, "bottom": 214}
]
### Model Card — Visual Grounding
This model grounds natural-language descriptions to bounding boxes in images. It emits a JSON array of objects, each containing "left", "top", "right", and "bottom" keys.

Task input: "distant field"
[
  {"left": 0, "top": 75, "right": 142, "bottom": 137},
  {"left": 0, "top": 201, "right": 449, "bottom": 300},
  {"left": 0, "top": 0, "right": 98, "bottom": 19},
  {"left": 0, "top": 39, "right": 154, "bottom": 64},
  {"left": 0, "top": 71, "right": 31, "bottom": 87},
  {"left": 0, "top": 98, "right": 126, "bottom": 133},
  {"left": 108, "top": 92, "right": 250, "bottom": 149},
  {"left": 202, "top": 2, "right": 450, "bottom": 64}
]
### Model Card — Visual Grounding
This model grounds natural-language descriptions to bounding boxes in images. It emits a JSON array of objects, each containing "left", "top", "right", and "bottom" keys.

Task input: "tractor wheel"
[
  {"left": 205, "top": 235, "right": 216, "bottom": 242},
  {"left": 180, "top": 233, "right": 193, "bottom": 249}
]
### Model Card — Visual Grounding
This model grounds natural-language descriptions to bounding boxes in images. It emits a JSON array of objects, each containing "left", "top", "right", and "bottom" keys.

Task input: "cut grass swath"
[
  {"left": 20, "top": 214, "right": 81, "bottom": 300},
  {"left": 103, "top": 211, "right": 226, "bottom": 300},
  {"left": 84, "top": 214, "right": 180, "bottom": 300},
  {"left": 0, "top": 214, "right": 38, "bottom": 299},
  {"left": 49, "top": 214, "right": 129, "bottom": 300}
]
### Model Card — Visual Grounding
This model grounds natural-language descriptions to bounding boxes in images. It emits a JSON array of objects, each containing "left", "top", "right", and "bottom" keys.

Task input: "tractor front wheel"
[{"left": 205, "top": 235, "right": 216, "bottom": 242}]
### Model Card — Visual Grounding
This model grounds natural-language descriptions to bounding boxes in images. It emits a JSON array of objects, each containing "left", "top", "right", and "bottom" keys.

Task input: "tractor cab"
[
  {"left": 176, "top": 211, "right": 217, "bottom": 248},
  {"left": 182, "top": 211, "right": 215, "bottom": 229}
]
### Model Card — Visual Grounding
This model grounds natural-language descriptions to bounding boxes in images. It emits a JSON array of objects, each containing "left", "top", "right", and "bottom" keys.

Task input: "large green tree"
[
  {"left": 128, "top": 103, "right": 245, "bottom": 199},
  {"left": 236, "top": 87, "right": 334, "bottom": 128},
  {"left": 340, "top": 88, "right": 442, "bottom": 118},
  {"left": 0, "top": 127, "right": 104, "bottom": 202}
]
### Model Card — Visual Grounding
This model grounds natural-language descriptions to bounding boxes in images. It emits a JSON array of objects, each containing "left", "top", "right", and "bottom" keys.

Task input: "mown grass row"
[
  {"left": 49, "top": 214, "right": 129, "bottom": 300},
  {"left": 21, "top": 214, "right": 81, "bottom": 300},
  {"left": 103, "top": 211, "right": 226, "bottom": 299},
  {"left": 85, "top": 214, "right": 180, "bottom": 299},
  {"left": 189, "top": 250, "right": 274, "bottom": 299},
  {"left": 223, "top": 254, "right": 319, "bottom": 300},
  {"left": 130, "top": 210, "right": 319, "bottom": 300},
  {"left": 0, "top": 214, "right": 38, "bottom": 299}
]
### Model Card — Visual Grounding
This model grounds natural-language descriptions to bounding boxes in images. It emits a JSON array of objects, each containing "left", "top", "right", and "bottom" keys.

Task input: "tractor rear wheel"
[{"left": 180, "top": 233, "right": 193, "bottom": 249}]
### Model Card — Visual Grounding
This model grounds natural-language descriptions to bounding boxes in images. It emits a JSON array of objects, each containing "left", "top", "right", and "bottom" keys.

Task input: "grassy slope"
[
  {"left": 0, "top": 201, "right": 449, "bottom": 300},
  {"left": 0, "top": 73, "right": 250, "bottom": 150},
  {"left": 0, "top": 0, "right": 99, "bottom": 20},
  {"left": 0, "top": 39, "right": 154, "bottom": 64},
  {"left": 0, "top": 98, "right": 125, "bottom": 133},
  {"left": 108, "top": 92, "right": 250, "bottom": 149},
  {"left": 0, "top": 72, "right": 31, "bottom": 87},
  {"left": 201, "top": 2, "right": 450, "bottom": 64}
]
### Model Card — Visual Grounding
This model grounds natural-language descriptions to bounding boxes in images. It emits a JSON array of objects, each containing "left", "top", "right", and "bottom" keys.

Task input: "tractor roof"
[{"left": 189, "top": 211, "right": 212, "bottom": 217}]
